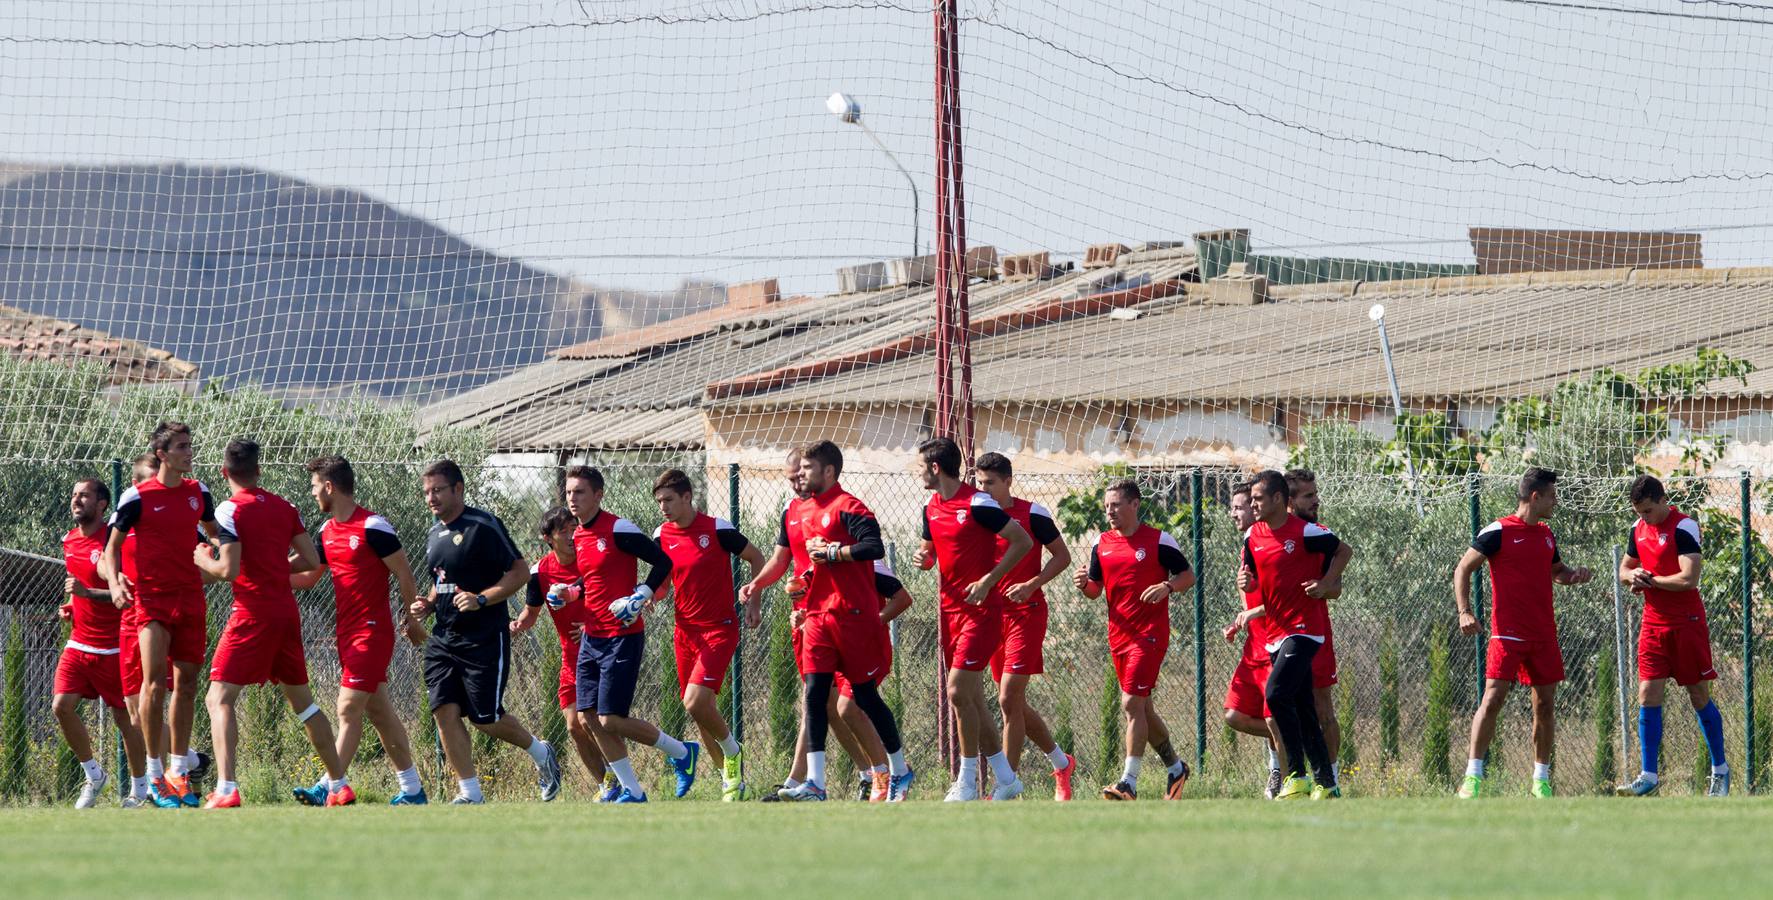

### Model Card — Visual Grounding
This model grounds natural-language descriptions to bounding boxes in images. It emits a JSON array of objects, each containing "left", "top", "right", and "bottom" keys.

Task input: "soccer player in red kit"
[
  {"left": 778, "top": 441, "right": 912, "bottom": 802},
  {"left": 652, "top": 468, "right": 766, "bottom": 801},
  {"left": 193, "top": 439, "right": 351, "bottom": 808},
  {"left": 1233, "top": 469, "right": 1352, "bottom": 801},
  {"left": 513, "top": 506, "right": 614, "bottom": 800},
  {"left": 1615, "top": 475, "right": 1729, "bottom": 797},
  {"left": 911, "top": 438, "right": 1032, "bottom": 802},
  {"left": 103, "top": 421, "right": 218, "bottom": 808},
  {"left": 290, "top": 455, "right": 431, "bottom": 806},
  {"left": 1454, "top": 467, "right": 1592, "bottom": 799},
  {"left": 1075, "top": 479, "right": 1196, "bottom": 801},
  {"left": 1221, "top": 480, "right": 1284, "bottom": 798},
  {"left": 1285, "top": 468, "right": 1343, "bottom": 794},
  {"left": 54, "top": 478, "right": 148, "bottom": 808},
  {"left": 972, "top": 452, "right": 1076, "bottom": 801}
]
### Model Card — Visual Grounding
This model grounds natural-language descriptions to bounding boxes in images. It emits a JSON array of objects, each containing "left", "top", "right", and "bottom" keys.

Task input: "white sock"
[
  {"left": 329, "top": 775, "right": 349, "bottom": 791},
  {"left": 807, "top": 751, "right": 828, "bottom": 789},
  {"left": 958, "top": 755, "right": 980, "bottom": 783},
  {"left": 80, "top": 758, "right": 103, "bottom": 781},
  {"left": 146, "top": 757, "right": 165, "bottom": 780},
  {"left": 396, "top": 767, "right": 422, "bottom": 796},
  {"left": 1121, "top": 755, "right": 1142, "bottom": 784},
  {"left": 653, "top": 732, "right": 688, "bottom": 760},
  {"left": 717, "top": 735, "right": 740, "bottom": 757},
  {"left": 1047, "top": 745, "right": 1070, "bottom": 770},
  {"left": 781, "top": 777, "right": 802, "bottom": 790},
  {"left": 184, "top": 749, "right": 200, "bottom": 770},
  {"left": 1167, "top": 759, "right": 1186, "bottom": 778},
  {"left": 871, "top": 763, "right": 887, "bottom": 775},
  {"left": 1533, "top": 762, "right": 1551, "bottom": 781},
  {"left": 888, "top": 750, "right": 909, "bottom": 776},
  {"left": 611, "top": 758, "right": 644, "bottom": 795},
  {"left": 458, "top": 776, "right": 483, "bottom": 802},
  {"left": 1331, "top": 762, "right": 1340, "bottom": 784},
  {"left": 1267, "top": 747, "right": 1279, "bottom": 770},
  {"left": 168, "top": 755, "right": 188, "bottom": 777},
  {"left": 525, "top": 736, "right": 551, "bottom": 766},
  {"left": 1466, "top": 758, "right": 1485, "bottom": 778},
  {"left": 987, "top": 751, "right": 1017, "bottom": 784},
  {"left": 218, "top": 780, "right": 238, "bottom": 796},
  {"left": 131, "top": 775, "right": 149, "bottom": 798},
  {"left": 1713, "top": 764, "right": 1730, "bottom": 775},
  {"left": 1640, "top": 770, "right": 1660, "bottom": 784}
]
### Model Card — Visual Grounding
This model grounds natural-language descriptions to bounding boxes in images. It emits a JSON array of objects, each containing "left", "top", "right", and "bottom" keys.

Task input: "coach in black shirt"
[{"left": 412, "top": 459, "right": 561, "bottom": 804}]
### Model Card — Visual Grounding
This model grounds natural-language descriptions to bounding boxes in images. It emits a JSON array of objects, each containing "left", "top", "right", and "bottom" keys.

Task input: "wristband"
[{"left": 824, "top": 544, "right": 843, "bottom": 563}]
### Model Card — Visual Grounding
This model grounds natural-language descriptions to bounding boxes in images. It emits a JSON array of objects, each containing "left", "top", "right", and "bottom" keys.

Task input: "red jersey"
[
  {"left": 1243, "top": 515, "right": 1340, "bottom": 650},
  {"left": 216, "top": 487, "right": 307, "bottom": 619},
  {"left": 1089, "top": 524, "right": 1190, "bottom": 639},
  {"left": 1472, "top": 515, "right": 1561, "bottom": 641},
  {"left": 63, "top": 526, "right": 121, "bottom": 651},
  {"left": 657, "top": 514, "right": 749, "bottom": 629},
  {"left": 1238, "top": 583, "right": 1271, "bottom": 668},
  {"left": 999, "top": 497, "right": 1062, "bottom": 609},
  {"left": 775, "top": 498, "right": 813, "bottom": 610},
  {"left": 922, "top": 483, "right": 1015, "bottom": 615},
  {"left": 317, "top": 506, "right": 404, "bottom": 636},
  {"left": 527, "top": 551, "right": 585, "bottom": 656},
  {"left": 110, "top": 477, "right": 215, "bottom": 598},
  {"left": 793, "top": 482, "right": 884, "bottom": 617},
  {"left": 574, "top": 510, "right": 672, "bottom": 638},
  {"left": 1630, "top": 508, "right": 1704, "bottom": 628}
]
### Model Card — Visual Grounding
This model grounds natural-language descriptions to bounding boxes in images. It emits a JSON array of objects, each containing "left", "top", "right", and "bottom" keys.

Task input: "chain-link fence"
[{"left": 3, "top": 461, "right": 1770, "bottom": 804}]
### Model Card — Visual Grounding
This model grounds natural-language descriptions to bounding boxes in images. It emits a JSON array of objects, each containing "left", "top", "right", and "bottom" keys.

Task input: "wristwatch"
[{"left": 473, "top": 593, "right": 487, "bottom": 609}]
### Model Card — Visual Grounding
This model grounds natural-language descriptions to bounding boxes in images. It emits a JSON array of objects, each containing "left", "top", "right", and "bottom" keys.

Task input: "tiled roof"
[{"left": 0, "top": 303, "right": 199, "bottom": 385}]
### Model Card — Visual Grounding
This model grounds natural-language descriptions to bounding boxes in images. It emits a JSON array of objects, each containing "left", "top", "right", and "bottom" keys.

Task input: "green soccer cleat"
[
  {"left": 1457, "top": 774, "right": 1482, "bottom": 799},
  {"left": 1531, "top": 778, "right": 1553, "bottom": 799},
  {"left": 723, "top": 747, "right": 744, "bottom": 787},
  {"left": 721, "top": 778, "right": 750, "bottom": 802},
  {"left": 1310, "top": 783, "right": 1337, "bottom": 801},
  {"left": 1276, "top": 776, "right": 1312, "bottom": 801}
]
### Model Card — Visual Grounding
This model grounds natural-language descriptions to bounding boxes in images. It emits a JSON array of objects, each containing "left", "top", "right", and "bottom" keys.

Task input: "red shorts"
[
  {"left": 554, "top": 639, "right": 581, "bottom": 709},
  {"left": 337, "top": 627, "right": 394, "bottom": 693},
  {"left": 209, "top": 614, "right": 308, "bottom": 686},
  {"left": 675, "top": 624, "right": 740, "bottom": 695},
  {"left": 134, "top": 591, "right": 208, "bottom": 666},
  {"left": 942, "top": 607, "right": 1003, "bottom": 672},
  {"left": 1313, "top": 635, "right": 1338, "bottom": 689},
  {"left": 791, "top": 606, "right": 808, "bottom": 676},
  {"left": 799, "top": 608, "right": 887, "bottom": 684},
  {"left": 1223, "top": 657, "right": 1271, "bottom": 719},
  {"left": 1639, "top": 622, "right": 1716, "bottom": 686},
  {"left": 991, "top": 601, "right": 1047, "bottom": 679},
  {"left": 1111, "top": 630, "right": 1168, "bottom": 697},
  {"left": 118, "top": 607, "right": 170, "bottom": 696},
  {"left": 1485, "top": 637, "right": 1564, "bottom": 686},
  {"left": 837, "top": 627, "right": 892, "bottom": 698},
  {"left": 55, "top": 647, "right": 126, "bottom": 708}
]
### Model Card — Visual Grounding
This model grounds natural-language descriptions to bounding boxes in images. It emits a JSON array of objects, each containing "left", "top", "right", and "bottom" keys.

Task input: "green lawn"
[{"left": 1, "top": 797, "right": 1762, "bottom": 897}]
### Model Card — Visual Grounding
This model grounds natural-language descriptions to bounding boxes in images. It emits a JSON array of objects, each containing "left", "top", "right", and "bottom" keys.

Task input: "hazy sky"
[{"left": 3, "top": 0, "right": 1771, "bottom": 298}]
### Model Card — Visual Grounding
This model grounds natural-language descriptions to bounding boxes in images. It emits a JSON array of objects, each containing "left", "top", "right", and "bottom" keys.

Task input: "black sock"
[
  {"left": 848, "top": 680, "right": 902, "bottom": 754},
  {"left": 804, "top": 673, "right": 834, "bottom": 752}
]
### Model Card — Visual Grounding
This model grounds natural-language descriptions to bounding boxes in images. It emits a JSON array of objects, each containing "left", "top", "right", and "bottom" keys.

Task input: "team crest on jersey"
[
  {"left": 88, "top": 549, "right": 101, "bottom": 565},
  {"left": 1656, "top": 533, "right": 1667, "bottom": 545},
  {"left": 1545, "top": 536, "right": 1554, "bottom": 549},
  {"left": 1283, "top": 539, "right": 1297, "bottom": 554},
  {"left": 349, "top": 535, "right": 360, "bottom": 550},
  {"left": 452, "top": 533, "right": 464, "bottom": 546},
  {"left": 1134, "top": 548, "right": 1146, "bottom": 562},
  {"left": 956, "top": 510, "right": 968, "bottom": 524},
  {"left": 821, "top": 513, "right": 831, "bottom": 527},
  {"left": 698, "top": 534, "right": 710, "bottom": 549},
  {"left": 597, "top": 538, "right": 608, "bottom": 553},
  {"left": 187, "top": 496, "right": 200, "bottom": 511}
]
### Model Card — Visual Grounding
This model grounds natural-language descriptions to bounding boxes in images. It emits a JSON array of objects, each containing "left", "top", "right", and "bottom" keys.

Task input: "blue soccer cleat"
[
  {"left": 148, "top": 777, "right": 182, "bottom": 809},
  {"left": 390, "top": 789, "right": 429, "bottom": 806},
  {"left": 887, "top": 768, "right": 916, "bottom": 803},
  {"left": 1615, "top": 773, "right": 1660, "bottom": 797},
  {"left": 779, "top": 782, "right": 827, "bottom": 802},
  {"left": 1708, "top": 771, "right": 1731, "bottom": 797},
  {"left": 598, "top": 773, "right": 622, "bottom": 803},
  {"left": 671, "top": 741, "right": 700, "bottom": 798},
  {"left": 292, "top": 779, "right": 328, "bottom": 807},
  {"left": 614, "top": 789, "right": 648, "bottom": 804}
]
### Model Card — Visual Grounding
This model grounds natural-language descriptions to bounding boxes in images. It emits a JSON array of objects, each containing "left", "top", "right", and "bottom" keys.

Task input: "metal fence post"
[
  {"left": 728, "top": 462, "right": 743, "bottom": 744},
  {"left": 1611, "top": 546, "right": 1630, "bottom": 768},
  {"left": 110, "top": 458, "right": 126, "bottom": 785},
  {"left": 1743, "top": 471, "right": 1755, "bottom": 793},
  {"left": 1191, "top": 469, "right": 1205, "bottom": 772},
  {"left": 1467, "top": 473, "right": 1484, "bottom": 697}
]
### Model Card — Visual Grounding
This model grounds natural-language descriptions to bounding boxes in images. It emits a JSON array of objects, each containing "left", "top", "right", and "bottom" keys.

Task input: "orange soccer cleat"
[
  {"left": 203, "top": 790, "right": 241, "bottom": 809},
  {"left": 165, "top": 773, "right": 198, "bottom": 807},
  {"left": 869, "top": 770, "right": 890, "bottom": 803},
  {"left": 1052, "top": 753, "right": 1076, "bottom": 802},
  {"left": 325, "top": 783, "right": 358, "bottom": 807}
]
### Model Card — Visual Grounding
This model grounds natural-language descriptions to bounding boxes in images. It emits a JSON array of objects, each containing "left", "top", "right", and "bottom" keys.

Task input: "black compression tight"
[
  {"left": 846, "top": 680, "right": 902, "bottom": 754},
  {"left": 804, "top": 673, "right": 834, "bottom": 752},
  {"left": 1265, "top": 636, "right": 1332, "bottom": 784}
]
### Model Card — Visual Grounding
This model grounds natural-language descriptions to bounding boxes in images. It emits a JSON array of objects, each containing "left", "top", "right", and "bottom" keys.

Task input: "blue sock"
[
  {"left": 1697, "top": 701, "right": 1727, "bottom": 768},
  {"left": 1638, "top": 705, "right": 1663, "bottom": 774}
]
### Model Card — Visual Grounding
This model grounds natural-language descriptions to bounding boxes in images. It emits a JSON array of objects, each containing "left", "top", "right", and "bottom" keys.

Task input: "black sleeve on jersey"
[
  {"left": 1623, "top": 529, "right": 1639, "bottom": 560},
  {"left": 525, "top": 570, "right": 545, "bottom": 608},
  {"left": 1552, "top": 545, "right": 1563, "bottom": 566},
  {"left": 776, "top": 506, "right": 791, "bottom": 548},
  {"left": 840, "top": 512, "right": 885, "bottom": 561},
  {"left": 365, "top": 528, "right": 402, "bottom": 559},
  {"left": 1029, "top": 511, "right": 1062, "bottom": 545},
  {"left": 717, "top": 526, "right": 751, "bottom": 556},
  {"left": 920, "top": 509, "right": 932, "bottom": 541},
  {"left": 111, "top": 492, "right": 142, "bottom": 533},
  {"left": 314, "top": 537, "right": 328, "bottom": 566},
  {"left": 1472, "top": 528, "right": 1502, "bottom": 557},
  {"left": 1087, "top": 545, "right": 1103, "bottom": 583},
  {"left": 1241, "top": 538, "right": 1258, "bottom": 587},
  {"left": 1675, "top": 528, "right": 1701, "bottom": 555},
  {"left": 614, "top": 529, "right": 673, "bottom": 592},
  {"left": 874, "top": 570, "right": 905, "bottom": 598},
  {"left": 1302, "top": 532, "right": 1340, "bottom": 558},
  {"left": 1158, "top": 543, "right": 1191, "bottom": 576},
  {"left": 200, "top": 489, "right": 216, "bottom": 523},
  {"left": 971, "top": 503, "right": 1012, "bottom": 533},
  {"left": 214, "top": 504, "right": 239, "bottom": 545}
]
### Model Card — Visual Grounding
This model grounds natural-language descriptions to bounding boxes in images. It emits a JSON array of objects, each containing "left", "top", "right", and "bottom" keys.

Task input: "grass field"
[{"left": 2, "top": 796, "right": 1767, "bottom": 897}]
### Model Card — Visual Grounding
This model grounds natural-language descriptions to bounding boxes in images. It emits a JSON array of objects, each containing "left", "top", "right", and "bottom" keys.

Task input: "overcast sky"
[{"left": 3, "top": 0, "right": 1770, "bottom": 299}]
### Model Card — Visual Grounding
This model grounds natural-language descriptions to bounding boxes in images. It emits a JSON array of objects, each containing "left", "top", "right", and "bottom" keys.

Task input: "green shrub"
[{"left": 1421, "top": 623, "right": 1451, "bottom": 786}]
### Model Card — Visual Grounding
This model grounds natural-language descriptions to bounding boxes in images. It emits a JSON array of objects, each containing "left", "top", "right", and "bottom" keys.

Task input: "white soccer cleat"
[
  {"left": 75, "top": 770, "right": 109, "bottom": 809},
  {"left": 120, "top": 794, "right": 145, "bottom": 809},
  {"left": 990, "top": 778, "right": 1025, "bottom": 801},
  {"left": 944, "top": 778, "right": 980, "bottom": 802}
]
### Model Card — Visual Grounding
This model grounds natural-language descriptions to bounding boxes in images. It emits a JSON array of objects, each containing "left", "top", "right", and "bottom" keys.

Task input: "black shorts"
[
  {"left": 426, "top": 630, "right": 509, "bottom": 725},
  {"left": 576, "top": 631, "right": 645, "bottom": 718}
]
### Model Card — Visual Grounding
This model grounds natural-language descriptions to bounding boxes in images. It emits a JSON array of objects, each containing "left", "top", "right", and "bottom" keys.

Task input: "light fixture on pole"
[
  {"left": 828, "top": 91, "right": 920, "bottom": 258},
  {"left": 1370, "top": 303, "right": 1425, "bottom": 517}
]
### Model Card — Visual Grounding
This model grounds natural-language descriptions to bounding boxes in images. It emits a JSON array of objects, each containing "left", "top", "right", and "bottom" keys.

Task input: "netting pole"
[
  {"left": 1191, "top": 469, "right": 1206, "bottom": 772},
  {"left": 1611, "top": 546, "right": 1630, "bottom": 770},
  {"left": 1467, "top": 474, "right": 1484, "bottom": 698},
  {"left": 728, "top": 463, "right": 743, "bottom": 745},
  {"left": 1742, "top": 471, "right": 1755, "bottom": 794},
  {"left": 111, "top": 457, "right": 126, "bottom": 786}
]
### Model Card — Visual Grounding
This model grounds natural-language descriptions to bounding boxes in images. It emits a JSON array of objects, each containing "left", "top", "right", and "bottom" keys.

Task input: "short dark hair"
[
  {"left": 1231, "top": 480, "right": 1253, "bottom": 499},
  {"left": 538, "top": 506, "right": 576, "bottom": 538},
  {"left": 223, "top": 438, "right": 261, "bottom": 478},
  {"left": 1519, "top": 466, "right": 1559, "bottom": 501},
  {"left": 150, "top": 421, "right": 191, "bottom": 455},
  {"left": 974, "top": 451, "right": 1013, "bottom": 479},
  {"left": 75, "top": 477, "right": 111, "bottom": 506},
  {"left": 653, "top": 468, "right": 693, "bottom": 497},
  {"left": 1251, "top": 469, "right": 1290, "bottom": 501},
  {"left": 1106, "top": 478, "right": 1141, "bottom": 503},
  {"left": 918, "top": 437, "right": 962, "bottom": 478},
  {"left": 564, "top": 465, "right": 604, "bottom": 492},
  {"left": 1284, "top": 468, "right": 1316, "bottom": 489},
  {"left": 423, "top": 459, "right": 465, "bottom": 487},
  {"left": 305, "top": 455, "right": 356, "bottom": 494},
  {"left": 801, "top": 440, "right": 843, "bottom": 477},
  {"left": 1629, "top": 474, "right": 1666, "bottom": 504}
]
